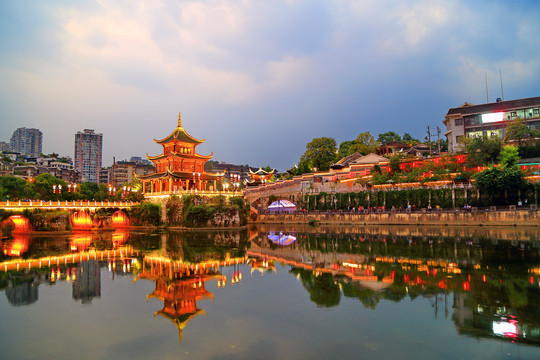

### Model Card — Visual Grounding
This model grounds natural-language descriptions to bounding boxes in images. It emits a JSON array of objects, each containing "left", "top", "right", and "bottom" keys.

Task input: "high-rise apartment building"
[
  {"left": 74, "top": 129, "right": 103, "bottom": 183},
  {"left": 0, "top": 141, "right": 10, "bottom": 152},
  {"left": 10, "top": 127, "right": 43, "bottom": 157}
]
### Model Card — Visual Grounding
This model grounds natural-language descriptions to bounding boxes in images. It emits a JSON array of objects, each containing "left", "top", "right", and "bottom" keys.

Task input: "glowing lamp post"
[
  {"left": 108, "top": 184, "right": 116, "bottom": 198},
  {"left": 53, "top": 184, "right": 62, "bottom": 200},
  {"left": 68, "top": 183, "right": 77, "bottom": 201}
]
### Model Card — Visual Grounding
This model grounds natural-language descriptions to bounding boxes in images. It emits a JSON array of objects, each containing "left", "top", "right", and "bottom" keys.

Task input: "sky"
[{"left": 1, "top": 0, "right": 539, "bottom": 171}]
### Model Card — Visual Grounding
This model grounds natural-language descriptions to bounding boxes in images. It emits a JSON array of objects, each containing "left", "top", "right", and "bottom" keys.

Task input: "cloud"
[{"left": 1, "top": 0, "right": 540, "bottom": 170}]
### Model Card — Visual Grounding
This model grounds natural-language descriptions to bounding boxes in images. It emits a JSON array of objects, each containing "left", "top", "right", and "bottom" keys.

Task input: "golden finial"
[{"left": 178, "top": 112, "right": 182, "bottom": 128}]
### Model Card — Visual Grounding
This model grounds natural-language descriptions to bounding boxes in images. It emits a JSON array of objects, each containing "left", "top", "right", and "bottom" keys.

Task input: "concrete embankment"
[{"left": 255, "top": 209, "right": 539, "bottom": 227}]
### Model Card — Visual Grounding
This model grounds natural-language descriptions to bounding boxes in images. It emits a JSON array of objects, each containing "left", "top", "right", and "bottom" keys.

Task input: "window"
[{"left": 455, "top": 118, "right": 463, "bottom": 125}]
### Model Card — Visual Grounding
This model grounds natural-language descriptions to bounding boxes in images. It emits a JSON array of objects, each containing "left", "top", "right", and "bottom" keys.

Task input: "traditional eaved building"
[
  {"left": 245, "top": 168, "right": 275, "bottom": 187},
  {"left": 138, "top": 113, "right": 218, "bottom": 194}
]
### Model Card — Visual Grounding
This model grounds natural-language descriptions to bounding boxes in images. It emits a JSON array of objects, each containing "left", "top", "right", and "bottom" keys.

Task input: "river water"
[{"left": 1, "top": 225, "right": 540, "bottom": 359}]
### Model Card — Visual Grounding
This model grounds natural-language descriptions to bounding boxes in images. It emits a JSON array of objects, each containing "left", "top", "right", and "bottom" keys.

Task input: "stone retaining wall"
[{"left": 256, "top": 210, "right": 539, "bottom": 227}]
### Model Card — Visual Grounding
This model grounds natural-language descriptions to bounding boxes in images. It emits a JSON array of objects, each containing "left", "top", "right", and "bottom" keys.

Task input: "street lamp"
[
  {"left": 108, "top": 184, "right": 116, "bottom": 197},
  {"left": 68, "top": 183, "right": 77, "bottom": 201},
  {"left": 53, "top": 184, "right": 62, "bottom": 199}
]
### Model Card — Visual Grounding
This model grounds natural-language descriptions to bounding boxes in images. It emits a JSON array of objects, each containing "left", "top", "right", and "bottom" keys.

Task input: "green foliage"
[
  {"left": 402, "top": 133, "right": 419, "bottom": 144},
  {"left": 337, "top": 140, "right": 355, "bottom": 159},
  {"left": 504, "top": 117, "right": 538, "bottom": 147},
  {"left": 518, "top": 141, "right": 540, "bottom": 159},
  {"left": 181, "top": 195, "right": 248, "bottom": 227},
  {"left": 301, "top": 186, "right": 491, "bottom": 210},
  {"left": 474, "top": 166, "right": 525, "bottom": 205},
  {"left": 371, "top": 171, "right": 390, "bottom": 185},
  {"left": 350, "top": 132, "right": 380, "bottom": 155},
  {"left": 377, "top": 131, "right": 402, "bottom": 145},
  {"left": 300, "top": 137, "right": 338, "bottom": 172},
  {"left": 78, "top": 182, "right": 100, "bottom": 200},
  {"left": 0, "top": 175, "right": 37, "bottom": 201},
  {"left": 389, "top": 155, "right": 402, "bottom": 174},
  {"left": 129, "top": 202, "right": 161, "bottom": 226},
  {"left": 499, "top": 145, "right": 520, "bottom": 168},
  {"left": 464, "top": 136, "right": 503, "bottom": 166}
]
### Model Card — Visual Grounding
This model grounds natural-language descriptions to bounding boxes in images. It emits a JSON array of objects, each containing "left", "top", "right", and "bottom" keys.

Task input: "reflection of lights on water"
[
  {"left": 493, "top": 321, "right": 519, "bottom": 338},
  {"left": 267, "top": 232, "right": 297, "bottom": 246}
]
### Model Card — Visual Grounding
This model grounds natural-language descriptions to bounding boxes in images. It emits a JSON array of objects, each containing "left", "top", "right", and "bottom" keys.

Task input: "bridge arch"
[
  {"left": 112, "top": 210, "right": 130, "bottom": 228},
  {"left": 2, "top": 215, "right": 31, "bottom": 233},
  {"left": 71, "top": 211, "right": 93, "bottom": 230}
]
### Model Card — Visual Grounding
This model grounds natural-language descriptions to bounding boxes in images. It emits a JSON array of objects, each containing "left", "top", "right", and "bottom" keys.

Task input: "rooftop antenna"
[
  {"left": 499, "top": 69, "right": 504, "bottom": 101},
  {"left": 485, "top": 72, "right": 489, "bottom": 103}
]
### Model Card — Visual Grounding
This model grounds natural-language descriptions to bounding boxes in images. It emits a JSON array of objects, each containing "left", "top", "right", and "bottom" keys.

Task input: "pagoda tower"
[{"left": 138, "top": 113, "right": 217, "bottom": 194}]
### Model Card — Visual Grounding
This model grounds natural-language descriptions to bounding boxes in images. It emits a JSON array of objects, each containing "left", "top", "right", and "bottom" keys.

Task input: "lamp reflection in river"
[
  {"left": 3, "top": 234, "right": 31, "bottom": 256},
  {"left": 70, "top": 232, "right": 92, "bottom": 252}
]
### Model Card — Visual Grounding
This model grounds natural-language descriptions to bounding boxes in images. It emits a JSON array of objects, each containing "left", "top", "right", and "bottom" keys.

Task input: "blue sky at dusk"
[{"left": 1, "top": 0, "right": 539, "bottom": 170}]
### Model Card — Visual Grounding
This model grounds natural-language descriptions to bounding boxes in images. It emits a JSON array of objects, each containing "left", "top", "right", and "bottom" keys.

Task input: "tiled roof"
[{"left": 446, "top": 96, "right": 540, "bottom": 116}]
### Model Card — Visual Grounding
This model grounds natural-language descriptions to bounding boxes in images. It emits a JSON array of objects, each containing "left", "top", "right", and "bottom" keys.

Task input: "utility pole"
[
  {"left": 426, "top": 126, "right": 432, "bottom": 155},
  {"left": 437, "top": 126, "right": 441, "bottom": 154}
]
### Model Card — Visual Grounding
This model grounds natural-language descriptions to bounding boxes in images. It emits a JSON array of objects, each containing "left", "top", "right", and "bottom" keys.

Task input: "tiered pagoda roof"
[{"left": 245, "top": 168, "right": 275, "bottom": 187}]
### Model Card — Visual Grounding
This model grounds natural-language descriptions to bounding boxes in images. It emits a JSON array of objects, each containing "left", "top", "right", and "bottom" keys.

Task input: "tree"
[
  {"left": 402, "top": 133, "right": 419, "bottom": 144},
  {"left": 350, "top": 132, "right": 380, "bottom": 155},
  {"left": 78, "top": 182, "right": 100, "bottom": 200},
  {"left": 463, "top": 136, "right": 502, "bottom": 166},
  {"left": 0, "top": 175, "right": 36, "bottom": 201},
  {"left": 34, "top": 173, "right": 65, "bottom": 200},
  {"left": 299, "top": 137, "right": 337, "bottom": 172},
  {"left": 389, "top": 155, "right": 402, "bottom": 175},
  {"left": 377, "top": 131, "right": 402, "bottom": 145},
  {"left": 474, "top": 166, "right": 525, "bottom": 205},
  {"left": 499, "top": 145, "right": 520, "bottom": 168},
  {"left": 337, "top": 140, "right": 355, "bottom": 159},
  {"left": 504, "top": 117, "right": 537, "bottom": 147}
]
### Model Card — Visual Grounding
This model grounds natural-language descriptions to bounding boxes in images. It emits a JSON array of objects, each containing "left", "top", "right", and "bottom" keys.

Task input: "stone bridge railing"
[{"left": 0, "top": 200, "right": 140, "bottom": 210}]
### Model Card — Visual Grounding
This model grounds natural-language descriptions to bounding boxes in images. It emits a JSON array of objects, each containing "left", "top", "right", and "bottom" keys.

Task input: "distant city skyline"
[{"left": 1, "top": 1, "right": 540, "bottom": 171}]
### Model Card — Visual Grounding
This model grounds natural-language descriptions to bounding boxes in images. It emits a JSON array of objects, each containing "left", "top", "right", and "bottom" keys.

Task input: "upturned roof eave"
[{"left": 154, "top": 126, "right": 205, "bottom": 145}]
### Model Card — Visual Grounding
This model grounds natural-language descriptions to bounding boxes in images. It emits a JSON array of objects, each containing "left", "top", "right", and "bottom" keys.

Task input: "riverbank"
[{"left": 255, "top": 209, "right": 539, "bottom": 227}]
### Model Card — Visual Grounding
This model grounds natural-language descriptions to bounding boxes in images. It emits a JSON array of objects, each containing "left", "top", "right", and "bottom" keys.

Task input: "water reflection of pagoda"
[{"left": 136, "top": 258, "right": 217, "bottom": 343}]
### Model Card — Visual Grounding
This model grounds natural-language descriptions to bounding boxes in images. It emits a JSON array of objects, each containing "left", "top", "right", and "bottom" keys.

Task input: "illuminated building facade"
[
  {"left": 74, "top": 129, "right": 103, "bottom": 183},
  {"left": 245, "top": 168, "right": 274, "bottom": 187},
  {"left": 444, "top": 96, "right": 540, "bottom": 153},
  {"left": 10, "top": 127, "right": 42, "bottom": 158},
  {"left": 138, "top": 113, "right": 217, "bottom": 194}
]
